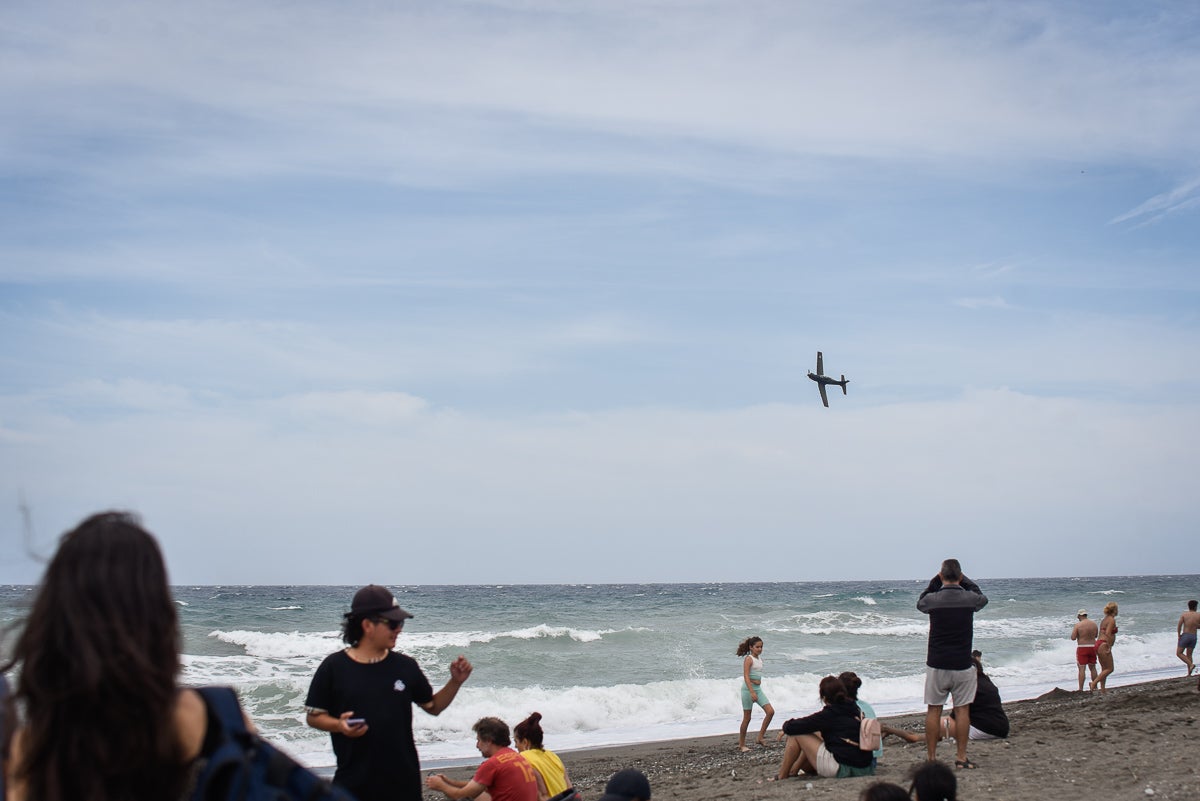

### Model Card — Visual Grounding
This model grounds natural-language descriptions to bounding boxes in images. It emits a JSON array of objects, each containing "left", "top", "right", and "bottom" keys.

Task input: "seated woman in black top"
[
  {"left": 941, "top": 651, "right": 1009, "bottom": 741},
  {"left": 778, "top": 675, "right": 875, "bottom": 780}
]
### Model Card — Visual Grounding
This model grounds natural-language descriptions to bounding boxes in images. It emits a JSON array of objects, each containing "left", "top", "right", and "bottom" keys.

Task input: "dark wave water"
[{"left": 2, "top": 575, "right": 1194, "bottom": 768}]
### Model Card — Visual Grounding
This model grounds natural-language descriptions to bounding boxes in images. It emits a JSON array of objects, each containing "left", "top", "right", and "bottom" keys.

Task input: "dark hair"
[
  {"left": 473, "top": 717, "right": 511, "bottom": 747},
  {"left": 838, "top": 671, "right": 863, "bottom": 700},
  {"left": 1189, "top": 600, "right": 1198, "bottom": 611},
  {"left": 859, "top": 782, "right": 910, "bottom": 801},
  {"left": 341, "top": 611, "right": 369, "bottom": 646},
  {"left": 909, "top": 760, "right": 957, "bottom": 801},
  {"left": 514, "top": 711, "right": 545, "bottom": 749},
  {"left": 736, "top": 636, "right": 762, "bottom": 656},
  {"left": 5, "top": 512, "right": 186, "bottom": 801},
  {"left": 939, "top": 559, "right": 963, "bottom": 582},
  {"left": 818, "top": 675, "right": 849, "bottom": 705}
]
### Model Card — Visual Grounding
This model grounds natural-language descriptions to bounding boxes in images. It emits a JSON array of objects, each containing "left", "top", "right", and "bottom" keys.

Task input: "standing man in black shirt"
[
  {"left": 917, "top": 559, "right": 987, "bottom": 769},
  {"left": 305, "top": 585, "right": 473, "bottom": 801}
]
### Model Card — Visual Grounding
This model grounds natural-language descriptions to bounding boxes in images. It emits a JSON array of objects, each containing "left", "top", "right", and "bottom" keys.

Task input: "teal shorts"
[{"left": 741, "top": 683, "right": 770, "bottom": 710}]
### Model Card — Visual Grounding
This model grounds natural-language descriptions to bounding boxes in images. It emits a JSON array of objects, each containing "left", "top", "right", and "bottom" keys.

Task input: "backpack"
[
  {"left": 191, "top": 686, "right": 358, "bottom": 801},
  {"left": 858, "top": 715, "right": 881, "bottom": 752}
]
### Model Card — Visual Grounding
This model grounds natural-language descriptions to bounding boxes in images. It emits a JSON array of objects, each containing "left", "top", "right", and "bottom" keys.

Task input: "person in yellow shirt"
[{"left": 513, "top": 712, "right": 572, "bottom": 800}]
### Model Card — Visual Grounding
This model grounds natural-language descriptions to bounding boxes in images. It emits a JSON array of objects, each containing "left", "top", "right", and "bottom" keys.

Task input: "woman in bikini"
[
  {"left": 1092, "top": 601, "right": 1119, "bottom": 692},
  {"left": 736, "top": 636, "right": 775, "bottom": 751}
]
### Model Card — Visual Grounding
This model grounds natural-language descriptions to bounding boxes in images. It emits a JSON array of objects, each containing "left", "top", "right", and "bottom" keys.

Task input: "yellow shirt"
[{"left": 520, "top": 748, "right": 568, "bottom": 796}]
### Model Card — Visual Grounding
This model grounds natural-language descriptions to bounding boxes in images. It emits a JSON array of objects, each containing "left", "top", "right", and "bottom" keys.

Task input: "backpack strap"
[{"left": 197, "top": 686, "right": 250, "bottom": 740}]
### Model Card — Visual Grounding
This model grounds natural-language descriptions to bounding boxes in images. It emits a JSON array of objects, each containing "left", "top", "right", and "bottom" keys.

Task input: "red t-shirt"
[{"left": 473, "top": 747, "right": 538, "bottom": 801}]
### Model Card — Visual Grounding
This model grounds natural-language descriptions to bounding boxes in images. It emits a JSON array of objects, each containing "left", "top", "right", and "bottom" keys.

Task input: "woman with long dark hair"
[
  {"left": 777, "top": 675, "right": 874, "bottom": 780},
  {"left": 3, "top": 511, "right": 210, "bottom": 801}
]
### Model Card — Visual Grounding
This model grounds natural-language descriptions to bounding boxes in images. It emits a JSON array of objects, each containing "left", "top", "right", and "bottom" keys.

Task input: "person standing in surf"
[
  {"left": 736, "top": 636, "right": 775, "bottom": 751},
  {"left": 1091, "top": 601, "right": 1118, "bottom": 692}
]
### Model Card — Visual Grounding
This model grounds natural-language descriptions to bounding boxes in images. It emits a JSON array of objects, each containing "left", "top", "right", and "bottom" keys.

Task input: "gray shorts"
[{"left": 924, "top": 667, "right": 977, "bottom": 707}]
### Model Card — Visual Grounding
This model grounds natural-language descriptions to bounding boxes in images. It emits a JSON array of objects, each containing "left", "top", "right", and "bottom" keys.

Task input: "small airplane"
[{"left": 807, "top": 351, "right": 848, "bottom": 408}]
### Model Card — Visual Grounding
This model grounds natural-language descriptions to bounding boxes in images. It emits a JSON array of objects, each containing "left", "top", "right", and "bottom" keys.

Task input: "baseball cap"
[
  {"left": 1077, "top": 609, "right": 1088, "bottom": 617},
  {"left": 598, "top": 769, "right": 651, "bottom": 801},
  {"left": 351, "top": 585, "right": 413, "bottom": 622}
]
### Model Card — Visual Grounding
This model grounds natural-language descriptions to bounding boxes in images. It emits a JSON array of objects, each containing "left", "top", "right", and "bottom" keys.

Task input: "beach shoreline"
[{"left": 420, "top": 674, "right": 1199, "bottom": 801}]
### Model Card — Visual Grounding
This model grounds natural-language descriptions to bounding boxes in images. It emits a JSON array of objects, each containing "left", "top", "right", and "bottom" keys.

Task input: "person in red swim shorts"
[{"left": 1070, "top": 609, "right": 1098, "bottom": 692}]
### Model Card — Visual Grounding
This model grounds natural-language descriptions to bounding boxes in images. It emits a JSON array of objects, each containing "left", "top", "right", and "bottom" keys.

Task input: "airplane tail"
[{"left": 841, "top": 375, "right": 847, "bottom": 395}]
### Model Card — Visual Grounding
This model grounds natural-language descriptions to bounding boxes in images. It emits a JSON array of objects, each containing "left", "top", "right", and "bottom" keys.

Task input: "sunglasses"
[{"left": 371, "top": 617, "right": 403, "bottom": 631}]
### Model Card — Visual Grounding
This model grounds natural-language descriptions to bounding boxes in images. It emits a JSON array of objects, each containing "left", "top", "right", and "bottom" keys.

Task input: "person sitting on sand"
[
  {"left": 859, "top": 782, "right": 909, "bottom": 801},
  {"left": 1176, "top": 600, "right": 1200, "bottom": 676},
  {"left": 838, "top": 671, "right": 922, "bottom": 765},
  {"left": 777, "top": 675, "right": 875, "bottom": 780},
  {"left": 597, "top": 768, "right": 650, "bottom": 801},
  {"left": 736, "top": 636, "right": 775, "bottom": 751},
  {"left": 909, "top": 760, "right": 957, "bottom": 801},
  {"left": 1092, "top": 601, "right": 1119, "bottom": 692},
  {"left": 1071, "top": 608, "right": 1099, "bottom": 691},
  {"left": 513, "top": 712, "right": 571, "bottom": 801},
  {"left": 426, "top": 717, "right": 538, "bottom": 801},
  {"left": 939, "top": 650, "right": 1008, "bottom": 741}
]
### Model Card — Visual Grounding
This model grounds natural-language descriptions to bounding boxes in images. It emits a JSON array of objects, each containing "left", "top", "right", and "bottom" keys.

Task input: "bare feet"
[{"left": 738, "top": 746, "right": 751, "bottom": 753}]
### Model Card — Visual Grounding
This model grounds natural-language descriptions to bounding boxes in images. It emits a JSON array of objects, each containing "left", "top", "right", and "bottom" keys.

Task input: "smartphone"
[{"left": 347, "top": 718, "right": 366, "bottom": 727}]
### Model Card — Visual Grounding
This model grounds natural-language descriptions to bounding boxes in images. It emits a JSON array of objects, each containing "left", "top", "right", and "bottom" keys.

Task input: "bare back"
[
  {"left": 1072, "top": 619, "right": 1098, "bottom": 646},
  {"left": 1180, "top": 610, "right": 1200, "bottom": 636}
]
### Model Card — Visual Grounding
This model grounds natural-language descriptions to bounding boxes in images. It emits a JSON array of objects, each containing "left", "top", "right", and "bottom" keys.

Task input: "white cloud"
[{"left": 2, "top": 389, "right": 1196, "bottom": 583}]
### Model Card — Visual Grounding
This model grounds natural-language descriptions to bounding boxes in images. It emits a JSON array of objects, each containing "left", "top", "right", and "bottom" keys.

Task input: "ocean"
[{"left": 1, "top": 575, "right": 1195, "bottom": 770}]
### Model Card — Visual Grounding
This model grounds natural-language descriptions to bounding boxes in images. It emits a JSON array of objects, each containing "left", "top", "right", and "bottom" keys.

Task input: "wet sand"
[{"left": 422, "top": 675, "right": 1199, "bottom": 801}]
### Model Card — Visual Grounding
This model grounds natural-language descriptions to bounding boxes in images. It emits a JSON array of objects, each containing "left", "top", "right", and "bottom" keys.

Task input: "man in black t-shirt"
[{"left": 305, "top": 585, "right": 473, "bottom": 801}]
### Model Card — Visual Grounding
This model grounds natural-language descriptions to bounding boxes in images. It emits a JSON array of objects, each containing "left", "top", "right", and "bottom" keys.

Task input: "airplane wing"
[
  {"left": 816, "top": 351, "right": 824, "bottom": 376},
  {"left": 818, "top": 383, "right": 829, "bottom": 408}
]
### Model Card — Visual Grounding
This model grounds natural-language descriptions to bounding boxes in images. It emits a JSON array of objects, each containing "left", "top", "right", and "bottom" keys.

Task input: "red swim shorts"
[{"left": 1076, "top": 645, "right": 1097, "bottom": 665}]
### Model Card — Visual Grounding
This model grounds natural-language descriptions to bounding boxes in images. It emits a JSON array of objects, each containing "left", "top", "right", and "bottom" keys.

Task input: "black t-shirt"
[
  {"left": 305, "top": 651, "right": 435, "bottom": 801},
  {"left": 952, "top": 672, "right": 1009, "bottom": 738}
]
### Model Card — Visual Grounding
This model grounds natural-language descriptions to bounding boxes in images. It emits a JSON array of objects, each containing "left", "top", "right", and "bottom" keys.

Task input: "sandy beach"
[{"left": 422, "top": 676, "right": 1199, "bottom": 801}]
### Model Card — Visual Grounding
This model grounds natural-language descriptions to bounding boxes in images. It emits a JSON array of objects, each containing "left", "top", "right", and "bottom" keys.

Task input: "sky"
[{"left": 2, "top": 0, "right": 1198, "bottom": 584}]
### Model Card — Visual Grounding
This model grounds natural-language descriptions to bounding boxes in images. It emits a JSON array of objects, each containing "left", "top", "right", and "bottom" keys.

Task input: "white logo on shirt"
[{"left": 394, "top": 679, "right": 406, "bottom": 692}]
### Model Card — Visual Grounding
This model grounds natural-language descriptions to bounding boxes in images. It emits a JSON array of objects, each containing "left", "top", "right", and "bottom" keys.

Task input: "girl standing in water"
[{"left": 736, "top": 636, "right": 775, "bottom": 751}]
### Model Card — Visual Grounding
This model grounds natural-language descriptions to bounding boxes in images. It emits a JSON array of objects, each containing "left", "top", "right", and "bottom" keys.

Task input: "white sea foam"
[
  {"left": 269, "top": 605, "right": 303, "bottom": 610},
  {"left": 1088, "top": 589, "right": 1126, "bottom": 595},
  {"left": 853, "top": 596, "right": 878, "bottom": 606}
]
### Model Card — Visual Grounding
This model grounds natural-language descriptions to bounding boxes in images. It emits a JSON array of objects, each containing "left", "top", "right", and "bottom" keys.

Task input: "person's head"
[
  {"left": 598, "top": 768, "right": 651, "bottom": 801},
  {"left": 1077, "top": 608, "right": 1088, "bottom": 620},
  {"left": 472, "top": 717, "right": 511, "bottom": 756},
  {"left": 513, "top": 711, "right": 545, "bottom": 750},
  {"left": 1104, "top": 601, "right": 1119, "bottom": 617},
  {"left": 8, "top": 511, "right": 187, "bottom": 801},
  {"left": 909, "top": 760, "right": 957, "bottom": 801},
  {"left": 736, "top": 636, "right": 763, "bottom": 657},
  {"left": 970, "top": 650, "right": 985, "bottom": 675},
  {"left": 341, "top": 584, "right": 413, "bottom": 646},
  {"left": 859, "top": 782, "right": 910, "bottom": 801},
  {"left": 818, "top": 675, "right": 850, "bottom": 705},
  {"left": 939, "top": 559, "right": 963, "bottom": 583},
  {"left": 1189, "top": 600, "right": 1198, "bottom": 612},
  {"left": 838, "top": 671, "right": 863, "bottom": 700}
]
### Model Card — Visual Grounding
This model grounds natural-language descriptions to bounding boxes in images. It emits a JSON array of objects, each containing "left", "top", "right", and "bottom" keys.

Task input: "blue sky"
[{"left": 2, "top": 0, "right": 1198, "bottom": 584}]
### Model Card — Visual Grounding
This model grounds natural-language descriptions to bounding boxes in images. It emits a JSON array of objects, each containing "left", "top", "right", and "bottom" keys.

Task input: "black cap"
[
  {"left": 598, "top": 769, "right": 651, "bottom": 801},
  {"left": 351, "top": 585, "right": 413, "bottom": 622}
]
